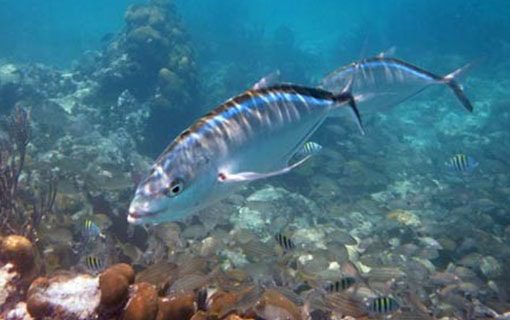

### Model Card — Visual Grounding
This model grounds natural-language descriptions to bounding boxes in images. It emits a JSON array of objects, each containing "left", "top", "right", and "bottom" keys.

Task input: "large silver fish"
[
  {"left": 128, "top": 57, "right": 473, "bottom": 225},
  {"left": 128, "top": 84, "right": 361, "bottom": 224}
]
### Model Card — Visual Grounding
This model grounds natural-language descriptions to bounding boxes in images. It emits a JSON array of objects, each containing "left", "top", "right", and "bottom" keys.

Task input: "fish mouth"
[
  {"left": 127, "top": 212, "right": 144, "bottom": 225},
  {"left": 127, "top": 207, "right": 165, "bottom": 224}
]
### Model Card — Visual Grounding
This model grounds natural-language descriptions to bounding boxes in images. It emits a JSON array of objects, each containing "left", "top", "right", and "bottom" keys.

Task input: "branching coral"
[
  {"left": 0, "top": 105, "right": 30, "bottom": 234},
  {"left": 0, "top": 105, "right": 57, "bottom": 241}
]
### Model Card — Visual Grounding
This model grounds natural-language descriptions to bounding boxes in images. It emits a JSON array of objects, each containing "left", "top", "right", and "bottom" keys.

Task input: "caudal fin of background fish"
[{"left": 443, "top": 63, "right": 474, "bottom": 112}]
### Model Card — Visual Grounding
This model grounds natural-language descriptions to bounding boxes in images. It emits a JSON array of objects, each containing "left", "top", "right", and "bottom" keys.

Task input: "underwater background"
[{"left": 1, "top": 0, "right": 510, "bottom": 319}]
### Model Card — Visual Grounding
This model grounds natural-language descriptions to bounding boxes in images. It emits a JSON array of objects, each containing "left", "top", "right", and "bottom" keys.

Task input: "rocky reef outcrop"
[
  {"left": 89, "top": 0, "right": 197, "bottom": 112},
  {"left": 0, "top": 235, "right": 307, "bottom": 320},
  {"left": 0, "top": 0, "right": 199, "bottom": 260}
]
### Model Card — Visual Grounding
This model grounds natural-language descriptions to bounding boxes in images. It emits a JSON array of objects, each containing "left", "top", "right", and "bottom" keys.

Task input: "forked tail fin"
[{"left": 443, "top": 64, "right": 474, "bottom": 112}]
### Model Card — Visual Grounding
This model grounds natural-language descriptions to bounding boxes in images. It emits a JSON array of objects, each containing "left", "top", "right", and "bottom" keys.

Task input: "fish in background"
[
  {"left": 128, "top": 54, "right": 473, "bottom": 225},
  {"left": 321, "top": 54, "right": 473, "bottom": 114},
  {"left": 324, "top": 277, "right": 357, "bottom": 293},
  {"left": 445, "top": 153, "right": 479, "bottom": 173},
  {"left": 366, "top": 296, "right": 401, "bottom": 315},
  {"left": 295, "top": 141, "right": 323, "bottom": 159},
  {"left": 81, "top": 219, "right": 106, "bottom": 241},
  {"left": 84, "top": 255, "right": 105, "bottom": 273},
  {"left": 275, "top": 233, "right": 296, "bottom": 252}
]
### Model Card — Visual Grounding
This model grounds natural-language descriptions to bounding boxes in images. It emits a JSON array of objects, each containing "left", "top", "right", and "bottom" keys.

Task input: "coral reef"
[
  {"left": 24, "top": 263, "right": 134, "bottom": 319},
  {"left": 122, "top": 282, "right": 159, "bottom": 320},
  {"left": 0, "top": 106, "right": 57, "bottom": 243},
  {"left": 1, "top": 0, "right": 510, "bottom": 317},
  {"left": 0, "top": 235, "right": 40, "bottom": 316},
  {"left": 89, "top": 0, "right": 197, "bottom": 113},
  {"left": 26, "top": 274, "right": 101, "bottom": 319},
  {"left": 98, "top": 263, "right": 134, "bottom": 309}
]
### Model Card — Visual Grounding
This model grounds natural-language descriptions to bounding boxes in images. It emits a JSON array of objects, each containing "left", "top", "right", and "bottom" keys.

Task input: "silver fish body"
[
  {"left": 321, "top": 56, "right": 473, "bottom": 113},
  {"left": 128, "top": 85, "right": 354, "bottom": 224}
]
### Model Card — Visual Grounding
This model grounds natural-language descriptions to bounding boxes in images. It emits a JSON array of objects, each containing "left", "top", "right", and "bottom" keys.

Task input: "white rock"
[{"left": 247, "top": 185, "right": 287, "bottom": 202}]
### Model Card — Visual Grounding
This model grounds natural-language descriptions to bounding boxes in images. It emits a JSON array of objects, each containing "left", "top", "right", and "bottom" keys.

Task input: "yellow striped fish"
[
  {"left": 367, "top": 296, "right": 400, "bottom": 315},
  {"left": 84, "top": 255, "right": 105, "bottom": 272},
  {"left": 81, "top": 219, "right": 105, "bottom": 240},
  {"left": 368, "top": 297, "right": 400, "bottom": 314}
]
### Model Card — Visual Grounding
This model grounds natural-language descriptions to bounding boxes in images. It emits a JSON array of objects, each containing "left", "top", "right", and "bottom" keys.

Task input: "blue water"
[
  {"left": 3, "top": 1, "right": 509, "bottom": 66},
  {"left": 1, "top": 0, "right": 510, "bottom": 318}
]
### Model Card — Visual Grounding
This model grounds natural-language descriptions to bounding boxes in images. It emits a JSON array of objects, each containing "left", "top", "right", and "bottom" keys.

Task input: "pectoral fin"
[{"left": 218, "top": 155, "right": 312, "bottom": 183}]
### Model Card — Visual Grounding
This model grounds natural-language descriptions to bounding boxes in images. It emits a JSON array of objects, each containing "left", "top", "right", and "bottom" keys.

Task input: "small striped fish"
[
  {"left": 84, "top": 255, "right": 105, "bottom": 273},
  {"left": 167, "top": 273, "right": 208, "bottom": 295},
  {"left": 445, "top": 153, "right": 479, "bottom": 173},
  {"left": 240, "top": 240, "right": 275, "bottom": 261},
  {"left": 325, "top": 292, "right": 367, "bottom": 318},
  {"left": 81, "top": 219, "right": 105, "bottom": 241},
  {"left": 275, "top": 233, "right": 295, "bottom": 251},
  {"left": 295, "top": 141, "right": 323, "bottom": 158},
  {"left": 325, "top": 277, "right": 356, "bottom": 293},
  {"left": 366, "top": 296, "right": 400, "bottom": 315}
]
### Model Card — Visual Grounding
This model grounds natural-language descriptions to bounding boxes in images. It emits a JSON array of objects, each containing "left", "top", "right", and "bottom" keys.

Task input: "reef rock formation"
[
  {"left": 91, "top": 0, "right": 197, "bottom": 111},
  {"left": 25, "top": 263, "right": 134, "bottom": 319}
]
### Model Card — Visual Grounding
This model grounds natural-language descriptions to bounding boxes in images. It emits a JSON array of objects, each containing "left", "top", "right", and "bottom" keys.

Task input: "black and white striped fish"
[
  {"left": 366, "top": 296, "right": 400, "bottom": 315},
  {"left": 275, "top": 233, "right": 295, "bottom": 251},
  {"left": 81, "top": 219, "right": 105, "bottom": 241},
  {"left": 128, "top": 57, "right": 473, "bottom": 225},
  {"left": 84, "top": 255, "right": 105, "bottom": 273},
  {"left": 295, "top": 141, "right": 323, "bottom": 158},
  {"left": 445, "top": 153, "right": 479, "bottom": 173},
  {"left": 325, "top": 277, "right": 357, "bottom": 293}
]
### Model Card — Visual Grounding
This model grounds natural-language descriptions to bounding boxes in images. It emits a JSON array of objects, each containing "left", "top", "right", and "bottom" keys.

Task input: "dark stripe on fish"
[
  {"left": 326, "top": 277, "right": 356, "bottom": 292},
  {"left": 275, "top": 233, "right": 295, "bottom": 251},
  {"left": 85, "top": 256, "right": 104, "bottom": 272},
  {"left": 447, "top": 154, "right": 476, "bottom": 172},
  {"left": 368, "top": 296, "right": 400, "bottom": 314}
]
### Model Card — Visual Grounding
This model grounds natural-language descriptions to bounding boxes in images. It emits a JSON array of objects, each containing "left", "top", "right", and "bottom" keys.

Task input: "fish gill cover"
[{"left": 0, "top": 0, "right": 510, "bottom": 319}]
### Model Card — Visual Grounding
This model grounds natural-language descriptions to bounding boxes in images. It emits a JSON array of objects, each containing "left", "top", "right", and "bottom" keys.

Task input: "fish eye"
[{"left": 164, "top": 178, "right": 184, "bottom": 197}]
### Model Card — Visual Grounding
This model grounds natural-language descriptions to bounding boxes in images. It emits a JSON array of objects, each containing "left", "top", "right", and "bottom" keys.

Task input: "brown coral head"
[
  {"left": 0, "top": 235, "right": 35, "bottom": 274},
  {"left": 26, "top": 277, "right": 51, "bottom": 318},
  {"left": 123, "top": 282, "right": 159, "bottom": 320},
  {"left": 99, "top": 269, "right": 130, "bottom": 308},
  {"left": 108, "top": 263, "right": 136, "bottom": 284},
  {"left": 156, "top": 293, "right": 196, "bottom": 320}
]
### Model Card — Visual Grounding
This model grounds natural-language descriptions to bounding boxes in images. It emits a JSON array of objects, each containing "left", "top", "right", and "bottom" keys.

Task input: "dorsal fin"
[
  {"left": 252, "top": 70, "right": 281, "bottom": 90},
  {"left": 376, "top": 46, "right": 397, "bottom": 58}
]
